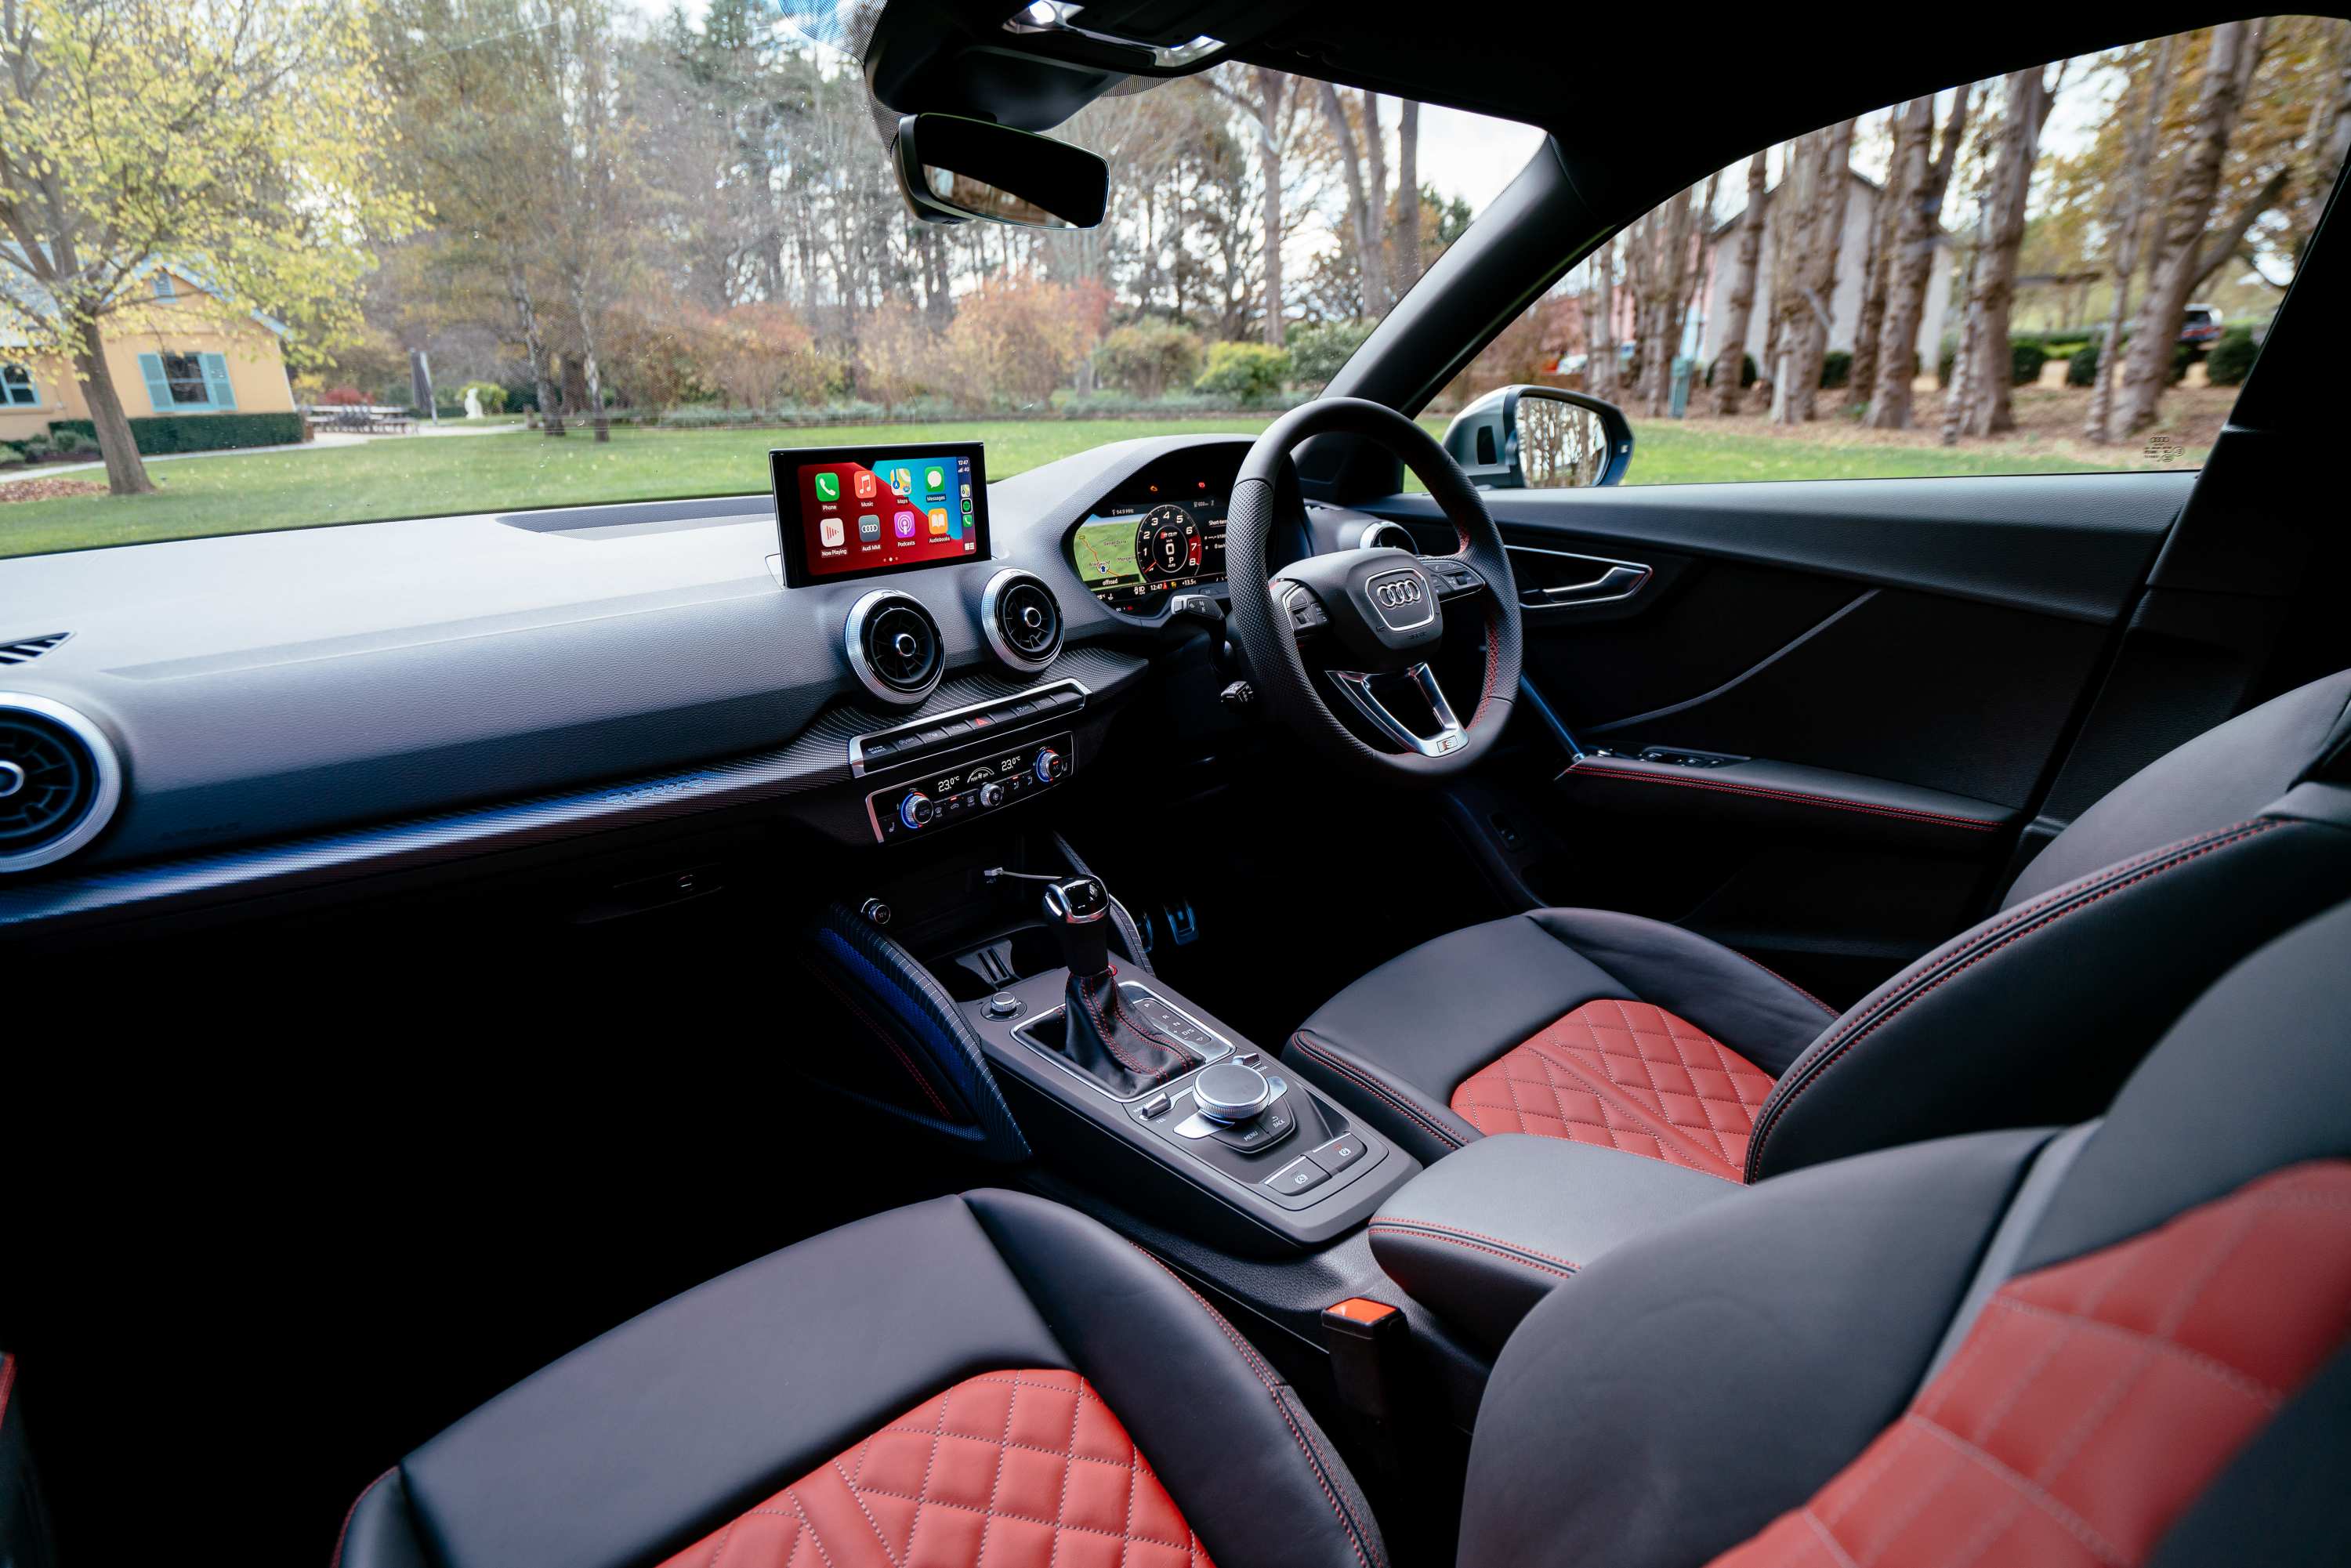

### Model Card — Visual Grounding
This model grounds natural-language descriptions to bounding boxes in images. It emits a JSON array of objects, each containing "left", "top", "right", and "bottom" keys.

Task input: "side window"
[
  {"left": 1449, "top": 16, "right": 2348, "bottom": 485},
  {"left": 1, "top": 364, "right": 37, "bottom": 406}
]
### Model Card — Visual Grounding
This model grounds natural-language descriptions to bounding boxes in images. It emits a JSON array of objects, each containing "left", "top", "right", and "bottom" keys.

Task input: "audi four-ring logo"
[{"left": 1375, "top": 578, "right": 1423, "bottom": 610}]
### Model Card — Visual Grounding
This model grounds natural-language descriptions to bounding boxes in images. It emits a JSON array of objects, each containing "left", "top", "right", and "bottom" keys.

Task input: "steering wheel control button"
[
  {"left": 1310, "top": 1134, "right": 1367, "bottom": 1174},
  {"left": 1266, "top": 1157, "right": 1330, "bottom": 1197},
  {"left": 1192, "top": 1062, "right": 1275, "bottom": 1122},
  {"left": 984, "top": 993, "right": 1022, "bottom": 1019}
]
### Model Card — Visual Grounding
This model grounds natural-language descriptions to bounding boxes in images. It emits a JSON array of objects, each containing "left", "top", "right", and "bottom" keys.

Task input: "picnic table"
[{"left": 304, "top": 404, "right": 415, "bottom": 436}]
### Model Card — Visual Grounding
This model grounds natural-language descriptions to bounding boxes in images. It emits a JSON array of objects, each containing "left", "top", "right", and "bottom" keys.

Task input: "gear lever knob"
[{"left": 1043, "top": 875, "right": 1113, "bottom": 977}]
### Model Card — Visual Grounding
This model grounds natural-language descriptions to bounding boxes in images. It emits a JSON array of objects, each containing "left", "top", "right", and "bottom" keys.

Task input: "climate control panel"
[{"left": 865, "top": 730, "right": 1073, "bottom": 842}]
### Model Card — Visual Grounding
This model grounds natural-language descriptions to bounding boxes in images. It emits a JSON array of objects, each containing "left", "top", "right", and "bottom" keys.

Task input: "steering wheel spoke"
[{"left": 1328, "top": 664, "right": 1471, "bottom": 758}]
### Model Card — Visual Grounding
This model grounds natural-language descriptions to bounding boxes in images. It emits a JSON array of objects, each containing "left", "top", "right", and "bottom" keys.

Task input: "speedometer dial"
[{"left": 1136, "top": 505, "right": 1203, "bottom": 582}]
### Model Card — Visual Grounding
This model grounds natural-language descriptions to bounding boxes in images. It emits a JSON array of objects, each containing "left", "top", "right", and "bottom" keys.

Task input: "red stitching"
[
  {"left": 1744, "top": 818, "right": 2288, "bottom": 1179},
  {"left": 330, "top": 1468, "right": 397, "bottom": 1568},
  {"left": 1074, "top": 969, "right": 1160, "bottom": 1078},
  {"left": 1368, "top": 1221, "right": 1579, "bottom": 1280},
  {"left": 1289, "top": 1031, "right": 1466, "bottom": 1150},
  {"left": 1734, "top": 952, "right": 1839, "bottom": 1018},
  {"left": 1128, "top": 1245, "right": 1385, "bottom": 1568},
  {"left": 1564, "top": 763, "right": 2000, "bottom": 831}
]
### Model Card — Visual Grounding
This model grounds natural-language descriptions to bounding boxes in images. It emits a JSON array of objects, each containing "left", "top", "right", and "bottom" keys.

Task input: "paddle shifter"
[{"left": 1042, "top": 874, "right": 1190, "bottom": 1096}]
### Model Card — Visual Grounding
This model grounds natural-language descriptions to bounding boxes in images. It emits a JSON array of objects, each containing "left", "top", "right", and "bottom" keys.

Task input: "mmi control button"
[{"left": 1265, "top": 1156, "right": 1330, "bottom": 1197}]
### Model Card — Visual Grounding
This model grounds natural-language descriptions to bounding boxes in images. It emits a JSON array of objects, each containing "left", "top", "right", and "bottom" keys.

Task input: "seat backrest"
[
  {"left": 1461, "top": 898, "right": 2351, "bottom": 1568},
  {"left": 1741, "top": 669, "right": 2351, "bottom": 1181}
]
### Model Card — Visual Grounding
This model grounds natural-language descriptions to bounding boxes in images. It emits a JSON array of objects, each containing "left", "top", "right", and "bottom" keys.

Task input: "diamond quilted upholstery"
[
  {"left": 654, "top": 1369, "right": 1212, "bottom": 1568},
  {"left": 1709, "top": 1160, "right": 2351, "bottom": 1568},
  {"left": 1448, "top": 999, "right": 1775, "bottom": 1182}
]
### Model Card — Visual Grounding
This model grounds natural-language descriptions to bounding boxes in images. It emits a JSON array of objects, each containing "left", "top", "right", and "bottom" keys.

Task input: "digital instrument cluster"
[{"left": 1067, "top": 467, "right": 1230, "bottom": 615}]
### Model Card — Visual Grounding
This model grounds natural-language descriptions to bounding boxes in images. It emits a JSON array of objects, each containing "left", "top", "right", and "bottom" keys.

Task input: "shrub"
[
  {"left": 457, "top": 380, "right": 509, "bottom": 415},
  {"left": 2172, "top": 341, "right": 2198, "bottom": 385},
  {"left": 1706, "top": 351, "right": 1758, "bottom": 389},
  {"left": 1285, "top": 319, "right": 1375, "bottom": 386},
  {"left": 1193, "top": 342, "right": 1291, "bottom": 405},
  {"left": 322, "top": 386, "right": 369, "bottom": 405},
  {"left": 944, "top": 276, "right": 1109, "bottom": 411},
  {"left": 0, "top": 443, "right": 24, "bottom": 468},
  {"left": 52, "top": 429, "right": 90, "bottom": 455},
  {"left": 2009, "top": 340, "right": 2049, "bottom": 386},
  {"left": 1095, "top": 320, "right": 1205, "bottom": 399},
  {"left": 20, "top": 435, "right": 53, "bottom": 458},
  {"left": 2067, "top": 342, "right": 2101, "bottom": 386},
  {"left": 1819, "top": 350, "right": 1852, "bottom": 390},
  {"left": 501, "top": 379, "right": 540, "bottom": 412},
  {"left": 49, "top": 411, "right": 306, "bottom": 456},
  {"left": 2205, "top": 324, "right": 2258, "bottom": 387}
]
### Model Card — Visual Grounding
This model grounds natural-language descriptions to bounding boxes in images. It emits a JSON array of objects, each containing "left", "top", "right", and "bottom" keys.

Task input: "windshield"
[{"left": 0, "top": 2, "right": 1538, "bottom": 559}]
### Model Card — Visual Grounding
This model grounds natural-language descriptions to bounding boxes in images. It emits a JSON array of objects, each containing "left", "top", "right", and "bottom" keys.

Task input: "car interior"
[{"left": 4, "top": 3, "right": 2349, "bottom": 1566}]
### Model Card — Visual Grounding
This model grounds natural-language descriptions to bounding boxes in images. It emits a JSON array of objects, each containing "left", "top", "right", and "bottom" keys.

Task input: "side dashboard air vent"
[
  {"left": 0, "top": 632, "right": 71, "bottom": 665},
  {"left": 0, "top": 693, "right": 124, "bottom": 874},
  {"left": 981, "top": 570, "right": 1063, "bottom": 672},
  {"left": 843, "top": 590, "right": 945, "bottom": 706}
]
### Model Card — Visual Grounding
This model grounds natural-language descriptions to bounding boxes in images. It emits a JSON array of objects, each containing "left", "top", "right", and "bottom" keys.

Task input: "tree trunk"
[
  {"left": 2117, "top": 22, "right": 2266, "bottom": 433},
  {"left": 1320, "top": 83, "right": 1390, "bottom": 317},
  {"left": 1868, "top": 84, "right": 1972, "bottom": 429},
  {"left": 1778, "top": 118, "right": 1853, "bottom": 423},
  {"left": 1393, "top": 99, "right": 1421, "bottom": 297},
  {"left": 1849, "top": 106, "right": 1910, "bottom": 415},
  {"left": 569, "top": 271, "right": 610, "bottom": 442},
  {"left": 1255, "top": 68, "right": 1287, "bottom": 346},
  {"left": 1954, "top": 69, "right": 2054, "bottom": 436},
  {"left": 1940, "top": 201, "right": 1989, "bottom": 446},
  {"left": 2087, "top": 36, "right": 2176, "bottom": 442},
  {"left": 508, "top": 259, "right": 565, "bottom": 437},
  {"left": 71, "top": 315, "right": 154, "bottom": 496},
  {"left": 1712, "top": 151, "right": 1770, "bottom": 414},
  {"left": 1588, "top": 238, "right": 1617, "bottom": 398}
]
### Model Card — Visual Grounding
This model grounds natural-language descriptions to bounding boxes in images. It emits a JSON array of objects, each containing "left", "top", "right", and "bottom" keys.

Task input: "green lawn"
[{"left": 0, "top": 415, "right": 2179, "bottom": 559}]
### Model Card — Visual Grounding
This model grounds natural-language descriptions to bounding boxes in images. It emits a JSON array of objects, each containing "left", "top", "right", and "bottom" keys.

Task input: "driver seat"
[{"left": 1284, "top": 669, "right": 2351, "bottom": 1183}]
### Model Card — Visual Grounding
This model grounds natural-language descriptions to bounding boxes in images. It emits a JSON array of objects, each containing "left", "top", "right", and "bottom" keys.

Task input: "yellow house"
[{"left": 0, "top": 263, "right": 296, "bottom": 445}]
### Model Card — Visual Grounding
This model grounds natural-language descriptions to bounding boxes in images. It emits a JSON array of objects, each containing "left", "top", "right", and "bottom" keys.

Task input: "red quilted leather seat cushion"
[
  {"left": 1448, "top": 999, "right": 1774, "bottom": 1182},
  {"left": 656, "top": 1368, "right": 1213, "bottom": 1568},
  {"left": 1710, "top": 1159, "right": 2351, "bottom": 1568}
]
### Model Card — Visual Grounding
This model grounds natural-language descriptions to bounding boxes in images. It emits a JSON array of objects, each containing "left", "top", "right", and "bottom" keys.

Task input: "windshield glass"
[{"left": 0, "top": 2, "right": 1539, "bottom": 559}]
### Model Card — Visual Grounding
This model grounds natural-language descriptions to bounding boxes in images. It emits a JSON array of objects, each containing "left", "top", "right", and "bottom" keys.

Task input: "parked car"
[{"left": 2180, "top": 302, "right": 2225, "bottom": 344}]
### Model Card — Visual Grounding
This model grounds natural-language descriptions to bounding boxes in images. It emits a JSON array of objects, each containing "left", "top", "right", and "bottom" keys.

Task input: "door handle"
[{"left": 1522, "top": 563, "right": 1650, "bottom": 608}]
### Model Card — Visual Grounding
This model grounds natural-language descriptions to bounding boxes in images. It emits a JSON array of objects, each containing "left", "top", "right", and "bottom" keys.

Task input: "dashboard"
[{"left": 1065, "top": 451, "right": 1237, "bottom": 615}]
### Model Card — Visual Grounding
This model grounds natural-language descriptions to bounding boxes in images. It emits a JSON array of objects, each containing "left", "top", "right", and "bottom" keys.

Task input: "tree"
[
  {"left": 1202, "top": 67, "right": 1299, "bottom": 346},
  {"left": 1866, "top": 85, "right": 1971, "bottom": 429},
  {"left": 1316, "top": 85, "right": 1421, "bottom": 317},
  {"left": 1712, "top": 151, "right": 1770, "bottom": 414},
  {"left": 1586, "top": 237, "right": 1617, "bottom": 398},
  {"left": 0, "top": 0, "right": 422, "bottom": 494},
  {"left": 2086, "top": 36, "right": 2179, "bottom": 443},
  {"left": 1848, "top": 109, "right": 1905, "bottom": 412},
  {"left": 2115, "top": 22, "right": 2277, "bottom": 434},
  {"left": 1943, "top": 67, "right": 2060, "bottom": 437}
]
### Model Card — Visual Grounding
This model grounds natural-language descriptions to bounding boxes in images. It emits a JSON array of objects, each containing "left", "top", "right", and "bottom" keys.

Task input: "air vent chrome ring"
[
  {"left": 1353, "top": 520, "right": 1419, "bottom": 555},
  {"left": 0, "top": 691, "right": 124, "bottom": 874},
  {"left": 843, "top": 589, "right": 947, "bottom": 707},
  {"left": 980, "top": 569, "right": 1063, "bottom": 673}
]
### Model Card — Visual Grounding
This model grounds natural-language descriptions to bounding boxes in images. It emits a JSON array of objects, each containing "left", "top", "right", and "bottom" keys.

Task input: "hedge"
[
  {"left": 2205, "top": 325, "right": 2259, "bottom": 387},
  {"left": 50, "top": 411, "right": 306, "bottom": 456}
]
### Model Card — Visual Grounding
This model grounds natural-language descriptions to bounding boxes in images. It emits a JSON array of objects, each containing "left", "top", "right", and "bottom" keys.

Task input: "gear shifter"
[{"left": 1043, "top": 874, "right": 1190, "bottom": 1095}]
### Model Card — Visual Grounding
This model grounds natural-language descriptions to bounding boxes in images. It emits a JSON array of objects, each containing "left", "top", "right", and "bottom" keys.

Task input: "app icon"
[
  {"left": 960, "top": 494, "right": 973, "bottom": 516},
  {"left": 925, "top": 466, "right": 944, "bottom": 491},
  {"left": 858, "top": 514, "right": 881, "bottom": 542},
  {"left": 893, "top": 510, "right": 917, "bottom": 539},
  {"left": 928, "top": 509, "right": 949, "bottom": 537},
  {"left": 889, "top": 468, "right": 911, "bottom": 497},
  {"left": 818, "top": 516, "right": 845, "bottom": 548},
  {"left": 813, "top": 472, "right": 839, "bottom": 502},
  {"left": 853, "top": 470, "right": 877, "bottom": 499},
  {"left": 959, "top": 481, "right": 971, "bottom": 498}
]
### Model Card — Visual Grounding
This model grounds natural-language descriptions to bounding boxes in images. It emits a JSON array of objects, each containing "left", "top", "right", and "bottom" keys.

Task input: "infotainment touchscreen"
[{"left": 770, "top": 441, "right": 988, "bottom": 587}]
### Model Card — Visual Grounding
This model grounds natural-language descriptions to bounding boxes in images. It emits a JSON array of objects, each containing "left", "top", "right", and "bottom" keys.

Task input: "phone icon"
[
  {"left": 928, "top": 509, "right": 949, "bottom": 537},
  {"left": 853, "top": 470, "right": 877, "bottom": 499},
  {"left": 858, "top": 513, "right": 881, "bottom": 542},
  {"left": 813, "top": 472, "right": 839, "bottom": 502},
  {"left": 818, "top": 516, "right": 845, "bottom": 548},
  {"left": 925, "top": 466, "right": 944, "bottom": 491},
  {"left": 893, "top": 510, "right": 917, "bottom": 539}
]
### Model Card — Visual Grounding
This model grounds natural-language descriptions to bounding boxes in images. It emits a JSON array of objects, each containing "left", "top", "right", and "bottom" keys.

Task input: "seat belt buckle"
[{"left": 1320, "top": 1297, "right": 1407, "bottom": 1421}]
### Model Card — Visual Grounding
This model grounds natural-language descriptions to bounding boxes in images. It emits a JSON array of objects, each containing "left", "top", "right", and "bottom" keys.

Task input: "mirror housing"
[
  {"left": 892, "top": 113, "right": 1109, "bottom": 229},
  {"left": 1442, "top": 386, "right": 1634, "bottom": 489}
]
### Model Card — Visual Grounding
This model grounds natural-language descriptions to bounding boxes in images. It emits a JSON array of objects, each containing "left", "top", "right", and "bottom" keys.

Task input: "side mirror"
[
  {"left": 892, "top": 113, "right": 1109, "bottom": 230},
  {"left": 1442, "top": 386, "right": 1633, "bottom": 489}
]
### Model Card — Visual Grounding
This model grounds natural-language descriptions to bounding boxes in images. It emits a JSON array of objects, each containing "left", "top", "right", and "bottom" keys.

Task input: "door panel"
[{"left": 1367, "top": 473, "right": 2186, "bottom": 1004}]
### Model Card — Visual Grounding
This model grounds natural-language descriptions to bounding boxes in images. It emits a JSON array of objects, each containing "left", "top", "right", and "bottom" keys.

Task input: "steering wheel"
[{"left": 1226, "top": 397, "right": 1521, "bottom": 780}]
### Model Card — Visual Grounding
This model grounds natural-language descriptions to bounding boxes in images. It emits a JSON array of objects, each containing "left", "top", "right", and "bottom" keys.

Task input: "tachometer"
[{"left": 1136, "top": 505, "right": 1203, "bottom": 582}]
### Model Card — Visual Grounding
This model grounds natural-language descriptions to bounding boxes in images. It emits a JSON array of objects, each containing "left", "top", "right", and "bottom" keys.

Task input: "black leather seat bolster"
[
  {"left": 1368, "top": 1134, "right": 1742, "bottom": 1350},
  {"left": 1747, "top": 807, "right": 2351, "bottom": 1182},
  {"left": 1459, "top": 1128, "right": 2052, "bottom": 1568},
  {"left": 342, "top": 1192, "right": 1382, "bottom": 1568}
]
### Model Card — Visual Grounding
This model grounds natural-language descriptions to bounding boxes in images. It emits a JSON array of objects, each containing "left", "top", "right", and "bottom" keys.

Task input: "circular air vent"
[
  {"left": 0, "top": 693, "right": 123, "bottom": 874},
  {"left": 843, "top": 590, "right": 945, "bottom": 706},
  {"left": 980, "top": 570, "right": 1063, "bottom": 672},
  {"left": 1356, "top": 520, "right": 1419, "bottom": 555}
]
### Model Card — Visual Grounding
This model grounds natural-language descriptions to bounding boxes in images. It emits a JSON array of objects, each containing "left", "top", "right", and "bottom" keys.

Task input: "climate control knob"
[
  {"left": 977, "top": 781, "right": 1007, "bottom": 809},
  {"left": 1034, "top": 748, "right": 1068, "bottom": 784},
  {"left": 898, "top": 791, "right": 936, "bottom": 831}
]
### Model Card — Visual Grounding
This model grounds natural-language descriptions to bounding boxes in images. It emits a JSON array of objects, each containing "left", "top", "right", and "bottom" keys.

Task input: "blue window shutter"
[
  {"left": 137, "top": 353, "right": 172, "bottom": 411},
  {"left": 200, "top": 353, "right": 237, "bottom": 410}
]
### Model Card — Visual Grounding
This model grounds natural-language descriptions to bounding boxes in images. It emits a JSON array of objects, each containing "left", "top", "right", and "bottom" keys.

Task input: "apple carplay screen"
[{"left": 770, "top": 442, "right": 988, "bottom": 587}]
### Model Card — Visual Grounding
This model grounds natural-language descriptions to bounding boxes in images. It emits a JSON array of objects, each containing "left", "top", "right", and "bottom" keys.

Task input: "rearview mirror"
[
  {"left": 1442, "top": 386, "right": 1633, "bottom": 489},
  {"left": 892, "top": 113, "right": 1110, "bottom": 230}
]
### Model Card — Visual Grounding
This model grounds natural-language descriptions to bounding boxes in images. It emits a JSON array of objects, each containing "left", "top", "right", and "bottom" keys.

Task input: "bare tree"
[
  {"left": 1712, "top": 150, "right": 1770, "bottom": 414},
  {"left": 1393, "top": 100, "right": 1422, "bottom": 297},
  {"left": 1867, "top": 84, "right": 1971, "bottom": 429},
  {"left": 1775, "top": 118, "right": 1854, "bottom": 424},
  {"left": 2086, "top": 35, "right": 2179, "bottom": 443},
  {"left": 2115, "top": 21, "right": 2279, "bottom": 433},
  {"left": 1320, "top": 83, "right": 1400, "bottom": 317},
  {"left": 1636, "top": 186, "right": 1697, "bottom": 415},
  {"left": 1948, "top": 64, "right": 2060, "bottom": 438},
  {"left": 1586, "top": 237, "right": 1617, "bottom": 398},
  {"left": 1848, "top": 107, "right": 1906, "bottom": 412},
  {"left": 1204, "top": 67, "right": 1299, "bottom": 346}
]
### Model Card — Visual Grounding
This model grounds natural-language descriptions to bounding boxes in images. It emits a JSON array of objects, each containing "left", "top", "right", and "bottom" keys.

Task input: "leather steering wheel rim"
[{"left": 1226, "top": 397, "right": 1521, "bottom": 781}]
